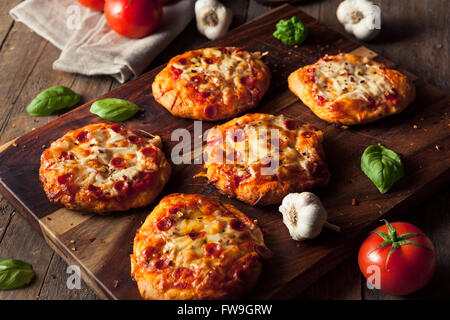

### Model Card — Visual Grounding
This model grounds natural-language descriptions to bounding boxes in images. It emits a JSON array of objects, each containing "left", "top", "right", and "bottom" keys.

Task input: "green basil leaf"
[
  {"left": 26, "top": 86, "right": 80, "bottom": 116},
  {"left": 361, "top": 144, "right": 404, "bottom": 194},
  {"left": 273, "top": 16, "right": 308, "bottom": 46},
  {"left": 0, "top": 259, "right": 35, "bottom": 290},
  {"left": 90, "top": 98, "right": 144, "bottom": 122}
]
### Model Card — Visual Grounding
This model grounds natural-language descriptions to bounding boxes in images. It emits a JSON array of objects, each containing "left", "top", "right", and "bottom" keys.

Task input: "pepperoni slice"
[
  {"left": 113, "top": 180, "right": 129, "bottom": 193},
  {"left": 154, "top": 259, "right": 171, "bottom": 270},
  {"left": 141, "top": 247, "right": 156, "bottom": 263},
  {"left": 188, "top": 231, "right": 205, "bottom": 240},
  {"left": 88, "top": 184, "right": 103, "bottom": 197},
  {"left": 141, "top": 147, "right": 158, "bottom": 162},
  {"left": 57, "top": 173, "right": 73, "bottom": 185},
  {"left": 204, "top": 105, "right": 218, "bottom": 119},
  {"left": 110, "top": 157, "right": 126, "bottom": 168},
  {"left": 191, "top": 75, "right": 206, "bottom": 84},
  {"left": 302, "top": 131, "right": 315, "bottom": 139},
  {"left": 128, "top": 135, "right": 142, "bottom": 145},
  {"left": 59, "top": 151, "right": 74, "bottom": 160},
  {"left": 204, "top": 57, "right": 214, "bottom": 64},
  {"left": 76, "top": 131, "right": 90, "bottom": 143},
  {"left": 110, "top": 124, "right": 126, "bottom": 134},
  {"left": 168, "top": 204, "right": 186, "bottom": 215},
  {"left": 284, "top": 119, "right": 299, "bottom": 130},
  {"left": 156, "top": 217, "right": 173, "bottom": 231},
  {"left": 132, "top": 171, "right": 155, "bottom": 191},
  {"left": 316, "top": 95, "right": 326, "bottom": 106},
  {"left": 178, "top": 58, "right": 189, "bottom": 65},
  {"left": 205, "top": 243, "right": 222, "bottom": 257},
  {"left": 230, "top": 219, "right": 245, "bottom": 231},
  {"left": 170, "top": 65, "right": 182, "bottom": 80}
]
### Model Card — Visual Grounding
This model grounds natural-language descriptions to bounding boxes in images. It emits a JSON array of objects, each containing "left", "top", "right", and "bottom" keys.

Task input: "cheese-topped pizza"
[
  {"left": 199, "top": 113, "right": 330, "bottom": 206},
  {"left": 288, "top": 53, "right": 416, "bottom": 125},
  {"left": 130, "top": 193, "right": 272, "bottom": 300},
  {"left": 39, "top": 123, "right": 171, "bottom": 213},
  {"left": 152, "top": 47, "right": 271, "bottom": 121}
]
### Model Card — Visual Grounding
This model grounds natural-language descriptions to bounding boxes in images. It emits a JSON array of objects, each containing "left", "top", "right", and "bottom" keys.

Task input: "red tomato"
[
  {"left": 358, "top": 220, "right": 436, "bottom": 296},
  {"left": 104, "top": 0, "right": 163, "bottom": 39},
  {"left": 77, "top": 0, "right": 105, "bottom": 11}
]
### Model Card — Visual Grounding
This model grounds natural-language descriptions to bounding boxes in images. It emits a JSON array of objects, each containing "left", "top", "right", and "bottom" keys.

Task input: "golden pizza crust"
[
  {"left": 200, "top": 113, "right": 330, "bottom": 206},
  {"left": 131, "top": 193, "right": 271, "bottom": 300},
  {"left": 152, "top": 47, "right": 271, "bottom": 121},
  {"left": 39, "top": 123, "right": 171, "bottom": 213},
  {"left": 288, "top": 53, "right": 416, "bottom": 125}
]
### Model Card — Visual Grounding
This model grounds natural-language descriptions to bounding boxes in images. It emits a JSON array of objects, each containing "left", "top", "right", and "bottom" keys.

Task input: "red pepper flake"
[
  {"left": 351, "top": 198, "right": 358, "bottom": 206},
  {"left": 178, "top": 58, "right": 189, "bottom": 65}
]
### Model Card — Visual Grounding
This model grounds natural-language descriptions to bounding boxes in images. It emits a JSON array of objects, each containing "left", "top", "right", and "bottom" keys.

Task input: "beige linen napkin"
[{"left": 10, "top": 0, "right": 195, "bottom": 83}]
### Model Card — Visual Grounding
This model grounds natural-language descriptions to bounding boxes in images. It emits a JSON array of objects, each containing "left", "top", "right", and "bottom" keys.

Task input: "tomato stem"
[{"left": 371, "top": 219, "right": 430, "bottom": 271}]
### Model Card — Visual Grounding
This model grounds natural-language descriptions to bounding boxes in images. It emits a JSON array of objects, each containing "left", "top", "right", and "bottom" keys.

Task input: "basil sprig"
[
  {"left": 0, "top": 259, "right": 35, "bottom": 290},
  {"left": 361, "top": 144, "right": 404, "bottom": 194},
  {"left": 90, "top": 98, "right": 144, "bottom": 122},
  {"left": 26, "top": 86, "right": 80, "bottom": 116},
  {"left": 273, "top": 16, "right": 308, "bottom": 46}
]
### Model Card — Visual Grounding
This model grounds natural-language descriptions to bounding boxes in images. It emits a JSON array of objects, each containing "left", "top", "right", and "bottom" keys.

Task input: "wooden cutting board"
[{"left": 0, "top": 5, "right": 448, "bottom": 300}]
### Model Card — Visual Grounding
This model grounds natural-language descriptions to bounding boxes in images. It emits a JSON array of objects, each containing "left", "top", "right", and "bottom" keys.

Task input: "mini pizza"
[
  {"left": 130, "top": 193, "right": 272, "bottom": 300},
  {"left": 288, "top": 53, "right": 416, "bottom": 125},
  {"left": 199, "top": 113, "right": 330, "bottom": 206},
  {"left": 152, "top": 47, "right": 271, "bottom": 121},
  {"left": 39, "top": 123, "right": 171, "bottom": 213}
]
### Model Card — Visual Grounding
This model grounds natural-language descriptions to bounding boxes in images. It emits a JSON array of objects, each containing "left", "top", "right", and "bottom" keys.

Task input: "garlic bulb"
[
  {"left": 336, "top": 0, "right": 381, "bottom": 41},
  {"left": 195, "top": 0, "right": 232, "bottom": 40},
  {"left": 279, "top": 192, "right": 341, "bottom": 241}
]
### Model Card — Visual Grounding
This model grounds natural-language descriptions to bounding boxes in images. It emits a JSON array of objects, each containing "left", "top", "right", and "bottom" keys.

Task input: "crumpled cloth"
[{"left": 10, "top": 0, "right": 195, "bottom": 83}]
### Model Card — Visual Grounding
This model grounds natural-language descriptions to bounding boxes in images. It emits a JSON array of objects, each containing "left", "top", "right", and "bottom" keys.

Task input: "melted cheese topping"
[
  {"left": 173, "top": 48, "right": 256, "bottom": 85},
  {"left": 44, "top": 124, "right": 162, "bottom": 196},
  {"left": 313, "top": 55, "right": 394, "bottom": 102},
  {"left": 204, "top": 114, "right": 320, "bottom": 180},
  {"left": 135, "top": 195, "right": 267, "bottom": 284}
]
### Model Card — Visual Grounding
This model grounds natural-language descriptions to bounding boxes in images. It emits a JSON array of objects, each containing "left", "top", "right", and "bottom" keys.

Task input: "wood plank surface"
[{"left": 0, "top": 0, "right": 448, "bottom": 300}]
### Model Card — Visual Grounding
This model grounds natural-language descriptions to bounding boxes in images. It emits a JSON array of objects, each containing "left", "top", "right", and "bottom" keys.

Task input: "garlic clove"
[
  {"left": 336, "top": 0, "right": 381, "bottom": 41},
  {"left": 279, "top": 192, "right": 328, "bottom": 241},
  {"left": 195, "top": 0, "right": 233, "bottom": 40}
]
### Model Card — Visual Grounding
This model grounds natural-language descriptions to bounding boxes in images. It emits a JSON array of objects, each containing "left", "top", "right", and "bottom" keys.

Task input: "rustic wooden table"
[{"left": 0, "top": 0, "right": 448, "bottom": 300}]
